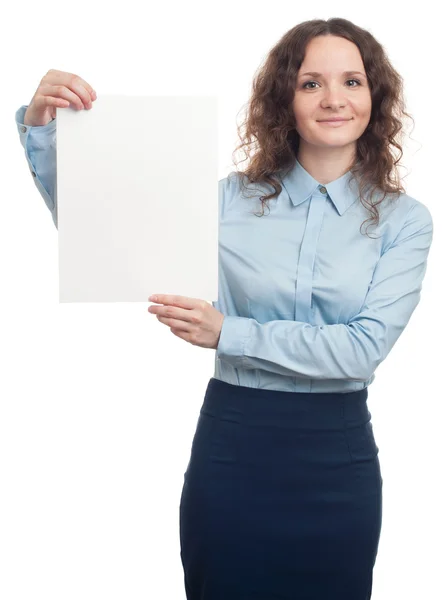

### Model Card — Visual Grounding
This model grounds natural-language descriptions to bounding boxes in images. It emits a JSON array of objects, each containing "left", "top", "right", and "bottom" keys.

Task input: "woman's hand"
[
  {"left": 148, "top": 295, "right": 224, "bottom": 349},
  {"left": 24, "top": 69, "right": 96, "bottom": 127}
]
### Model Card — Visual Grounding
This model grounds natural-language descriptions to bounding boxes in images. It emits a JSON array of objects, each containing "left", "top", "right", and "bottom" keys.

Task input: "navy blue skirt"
[{"left": 179, "top": 377, "right": 383, "bottom": 599}]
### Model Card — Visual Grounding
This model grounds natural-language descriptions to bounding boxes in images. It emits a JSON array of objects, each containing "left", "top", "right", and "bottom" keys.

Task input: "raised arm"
[
  {"left": 15, "top": 69, "right": 96, "bottom": 229},
  {"left": 16, "top": 105, "right": 58, "bottom": 228}
]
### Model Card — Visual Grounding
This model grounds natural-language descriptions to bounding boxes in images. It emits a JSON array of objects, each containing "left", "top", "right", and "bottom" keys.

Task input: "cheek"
[
  {"left": 353, "top": 107, "right": 372, "bottom": 128},
  {"left": 354, "top": 94, "right": 372, "bottom": 115},
  {"left": 292, "top": 101, "right": 312, "bottom": 126}
]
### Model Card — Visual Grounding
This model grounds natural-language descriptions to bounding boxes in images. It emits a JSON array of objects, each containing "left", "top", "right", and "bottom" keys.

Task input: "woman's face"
[{"left": 292, "top": 35, "right": 372, "bottom": 151}]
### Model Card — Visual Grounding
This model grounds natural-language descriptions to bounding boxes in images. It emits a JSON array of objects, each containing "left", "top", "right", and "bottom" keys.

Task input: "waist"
[{"left": 202, "top": 377, "right": 371, "bottom": 431}]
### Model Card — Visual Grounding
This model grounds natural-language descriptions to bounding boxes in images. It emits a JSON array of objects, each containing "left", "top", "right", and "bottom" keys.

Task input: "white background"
[{"left": 2, "top": 1, "right": 441, "bottom": 599}]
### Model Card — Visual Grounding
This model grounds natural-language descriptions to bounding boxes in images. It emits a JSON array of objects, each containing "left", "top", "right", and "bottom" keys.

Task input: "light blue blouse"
[{"left": 16, "top": 104, "right": 434, "bottom": 393}]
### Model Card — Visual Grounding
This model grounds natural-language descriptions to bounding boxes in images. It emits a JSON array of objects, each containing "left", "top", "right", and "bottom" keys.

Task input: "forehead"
[{"left": 300, "top": 36, "right": 365, "bottom": 74}]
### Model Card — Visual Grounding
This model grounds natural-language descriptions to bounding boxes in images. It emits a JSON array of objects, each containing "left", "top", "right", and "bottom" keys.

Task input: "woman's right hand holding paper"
[{"left": 24, "top": 69, "right": 96, "bottom": 127}]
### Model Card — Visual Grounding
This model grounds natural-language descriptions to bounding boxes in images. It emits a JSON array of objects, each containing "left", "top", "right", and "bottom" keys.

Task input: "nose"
[{"left": 320, "top": 86, "right": 347, "bottom": 109}]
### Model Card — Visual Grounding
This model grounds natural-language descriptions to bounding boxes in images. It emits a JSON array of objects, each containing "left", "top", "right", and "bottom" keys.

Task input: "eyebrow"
[{"left": 299, "top": 70, "right": 367, "bottom": 79}]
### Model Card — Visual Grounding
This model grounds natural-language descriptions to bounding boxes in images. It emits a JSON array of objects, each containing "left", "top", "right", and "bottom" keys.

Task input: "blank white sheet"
[{"left": 56, "top": 95, "right": 218, "bottom": 304}]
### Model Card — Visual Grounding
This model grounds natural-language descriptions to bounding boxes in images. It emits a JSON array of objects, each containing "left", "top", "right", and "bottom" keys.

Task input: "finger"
[
  {"left": 33, "top": 94, "right": 70, "bottom": 109},
  {"left": 44, "top": 71, "right": 96, "bottom": 108},
  {"left": 153, "top": 295, "right": 203, "bottom": 310},
  {"left": 46, "top": 68, "right": 95, "bottom": 95},
  {"left": 156, "top": 305, "right": 197, "bottom": 323},
  {"left": 59, "top": 70, "right": 96, "bottom": 103},
  {"left": 68, "top": 80, "right": 95, "bottom": 108},
  {"left": 170, "top": 328, "right": 188, "bottom": 339},
  {"left": 39, "top": 82, "right": 89, "bottom": 110},
  {"left": 157, "top": 315, "right": 192, "bottom": 332}
]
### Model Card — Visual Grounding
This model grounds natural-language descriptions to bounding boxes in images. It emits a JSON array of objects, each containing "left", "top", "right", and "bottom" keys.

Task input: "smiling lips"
[
  {"left": 317, "top": 118, "right": 352, "bottom": 127},
  {"left": 318, "top": 117, "right": 352, "bottom": 122}
]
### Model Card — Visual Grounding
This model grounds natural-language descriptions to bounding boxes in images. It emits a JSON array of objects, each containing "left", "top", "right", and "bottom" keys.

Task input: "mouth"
[
  {"left": 317, "top": 118, "right": 353, "bottom": 127},
  {"left": 317, "top": 118, "right": 353, "bottom": 123}
]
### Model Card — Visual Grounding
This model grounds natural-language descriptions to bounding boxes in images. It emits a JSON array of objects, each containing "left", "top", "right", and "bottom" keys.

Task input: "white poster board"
[{"left": 56, "top": 95, "right": 218, "bottom": 303}]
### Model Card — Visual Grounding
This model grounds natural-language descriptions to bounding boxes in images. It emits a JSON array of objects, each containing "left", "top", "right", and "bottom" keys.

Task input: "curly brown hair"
[{"left": 231, "top": 17, "right": 415, "bottom": 238}]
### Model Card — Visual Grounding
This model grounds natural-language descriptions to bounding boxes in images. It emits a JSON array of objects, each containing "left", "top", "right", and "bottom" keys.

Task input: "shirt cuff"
[
  {"left": 15, "top": 105, "right": 57, "bottom": 140},
  {"left": 217, "top": 315, "right": 252, "bottom": 368}
]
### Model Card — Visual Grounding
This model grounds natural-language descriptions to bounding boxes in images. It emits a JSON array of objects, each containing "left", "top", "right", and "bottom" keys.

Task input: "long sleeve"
[
  {"left": 217, "top": 202, "right": 433, "bottom": 381},
  {"left": 15, "top": 105, "right": 58, "bottom": 229}
]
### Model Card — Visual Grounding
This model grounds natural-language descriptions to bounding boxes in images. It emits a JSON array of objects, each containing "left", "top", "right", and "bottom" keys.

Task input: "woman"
[{"left": 15, "top": 17, "right": 433, "bottom": 600}]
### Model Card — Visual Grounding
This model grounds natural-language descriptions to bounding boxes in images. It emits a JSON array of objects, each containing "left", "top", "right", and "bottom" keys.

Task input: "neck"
[{"left": 296, "top": 143, "right": 356, "bottom": 185}]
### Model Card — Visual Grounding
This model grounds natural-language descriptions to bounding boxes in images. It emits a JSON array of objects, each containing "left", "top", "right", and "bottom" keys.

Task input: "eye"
[{"left": 302, "top": 79, "right": 362, "bottom": 89}]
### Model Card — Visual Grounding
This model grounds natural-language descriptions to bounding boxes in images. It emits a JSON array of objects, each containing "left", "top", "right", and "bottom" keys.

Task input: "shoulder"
[
  {"left": 218, "top": 171, "right": 247, "bottom": 218},
  {"left": 218, "top": 171, "right": 274, "bottom": 217},
  {"left": 383, "top": 192, "right": 434, "bottom": 251},
  {"left": 398, "top": 193, "right": 433, "bottom": 232},
  {"left": 218, "top": 171, "right": 241, "bottom": 194}
]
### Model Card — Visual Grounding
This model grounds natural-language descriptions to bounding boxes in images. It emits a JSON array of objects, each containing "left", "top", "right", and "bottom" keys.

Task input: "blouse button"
[{"left": 319, "top": 186, "right": 327, "bottom": 194}]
